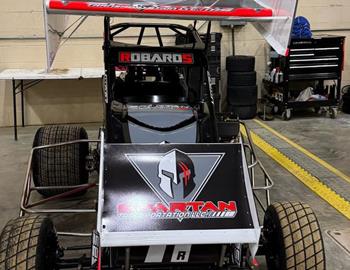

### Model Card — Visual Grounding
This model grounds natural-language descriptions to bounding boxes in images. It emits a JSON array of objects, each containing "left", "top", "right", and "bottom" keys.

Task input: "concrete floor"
[{"left": 0, "top": 112, "right": 350, "bottom": 269}]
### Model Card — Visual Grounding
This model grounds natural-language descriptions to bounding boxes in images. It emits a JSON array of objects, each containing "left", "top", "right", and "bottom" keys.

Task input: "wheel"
[
  {"left": 227, "top": 85, "right": 258, "bottom": 106},
  {"left": 0, "top": 219, "right": 15, "bottom": 265},
  {"left": 342, "top": 104, "right": 350, "bottom": 114},
  {"left": 263, "top": 202, "right": 325, "bottom": 270},
  {"left": 342, "top": 94, "right": 350, "bottom": 103},
  {"left": 282, "top": 109, "right": 292, "bottom": 121},
  {"left": 32, "top": 126, "right": 89, "bottom": 197},
  {"left": 272, "top": 105, "right": 280, "bottom": 114},
  {"left": 227, "top": 71, "right": 257, "bottom": 86},
  {"left": 342, "top": 95, "right": 350, "bottom": 113},
  {"left": 228, "top": 104, "right": 257, "bottom": 120},
  {"left": 329, "top": 107, "right": 338, "bottom": 119},
  {"left": 226, "top": 56, "right": 255, "bottom": 72},
  {"left": 0, "top": 215, "right": 58, "bottom": 270},
  {"left": 314, "top": 107, "right": 321, "bottom": 114}
]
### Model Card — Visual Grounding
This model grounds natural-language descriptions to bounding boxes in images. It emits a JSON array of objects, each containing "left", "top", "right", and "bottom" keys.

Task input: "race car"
[
  {"left": 0, "top": 19, "right": 325, "bottom": 270},
  {"left": 0, "top": 1, "right": 325, "bottom": 270}
]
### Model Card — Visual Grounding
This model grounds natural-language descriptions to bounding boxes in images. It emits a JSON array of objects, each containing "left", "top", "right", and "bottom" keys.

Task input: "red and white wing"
[
  {"left": 47, "top": 0, "right": 273, "bottom": 18},
  {"left": 44, "top": 0, "right": 297, "bottom": 70}
]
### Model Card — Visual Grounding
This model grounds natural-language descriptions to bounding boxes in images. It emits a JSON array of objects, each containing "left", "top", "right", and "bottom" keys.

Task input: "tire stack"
[{"left": 226, "top": 56, "right": 257, "bottom": 119}]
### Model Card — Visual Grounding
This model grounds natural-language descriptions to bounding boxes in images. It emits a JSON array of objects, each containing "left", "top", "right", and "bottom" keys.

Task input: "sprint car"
[{"left": 0, "top": 17, "right": 325, "bottom": 270}]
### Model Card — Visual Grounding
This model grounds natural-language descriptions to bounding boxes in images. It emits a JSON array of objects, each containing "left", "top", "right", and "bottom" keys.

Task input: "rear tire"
[
  {"left": 264, "top": 202, "right": 325, "bottom": 270},
  {"left": 32, "top": 125, "right": 89, "bottom": 197},
  {"left": 0, "top": 215, "right": 58, "bottom": 270}
]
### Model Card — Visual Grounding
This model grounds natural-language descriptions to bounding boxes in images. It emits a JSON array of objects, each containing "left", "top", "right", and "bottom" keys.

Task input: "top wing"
[
  {"left": 44, "top": 0, "right": 297, "bottom": 70},
  {"left": 47, "top": 0, "right": 273, "bottom": 19}
]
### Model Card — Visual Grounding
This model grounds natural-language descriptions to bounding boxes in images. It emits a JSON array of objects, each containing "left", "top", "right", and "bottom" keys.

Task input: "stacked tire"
[{"left": 226, "top": 56, "right": 257, "bottom": 119}]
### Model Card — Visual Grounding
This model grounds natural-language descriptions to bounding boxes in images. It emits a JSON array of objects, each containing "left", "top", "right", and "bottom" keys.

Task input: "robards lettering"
[{"left": 119, "top": 52, "right": 193, "bottom": 64}]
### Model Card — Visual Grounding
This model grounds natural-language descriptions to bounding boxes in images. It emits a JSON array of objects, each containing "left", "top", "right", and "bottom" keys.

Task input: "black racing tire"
[
  {"left": 32, "top": 126, "right": 89, "bottom": 197},
  {"left": 227, "top": 85, "right": 258, "bottom": 106},
  {"left": 342, "top": 104, "right": 350, "bottom": 114},
  {"left": 264, "top": 202, "right": 325, "bottom": 270},
  {"left": 342, "top": 95, "right": 350, "bottom": 114},
  {"left": 226, "top": 55, "right": 255, "bottom": 72},
  {"left": 228, "top": 104, "right": 257, "bottom": 120},
  {"left": 0, "top": 215, "right": 58, "bottom": 270},
  {"left": 343, "top": 94, "right": 350, "bottom": 103},
  {"left": 227, "top": 71, "right": 257, "bottom": 86},
  {"left": 0, "top": 219, "right": 15, "bottom": 266}
]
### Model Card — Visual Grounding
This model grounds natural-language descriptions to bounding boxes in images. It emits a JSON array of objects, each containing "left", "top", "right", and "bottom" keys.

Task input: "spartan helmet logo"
[{"left": 158, "top": 150, "right": 196, "bottom": 199}]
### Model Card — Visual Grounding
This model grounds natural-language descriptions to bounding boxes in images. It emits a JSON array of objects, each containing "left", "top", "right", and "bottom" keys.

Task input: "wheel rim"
[{"left": 286, "top": 110, "right": 291, "bottom": 119}]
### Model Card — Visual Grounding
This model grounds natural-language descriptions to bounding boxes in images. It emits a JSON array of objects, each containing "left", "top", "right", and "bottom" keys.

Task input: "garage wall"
[{"left": 0, "top": 0, "right": 349, "bottom": 127}]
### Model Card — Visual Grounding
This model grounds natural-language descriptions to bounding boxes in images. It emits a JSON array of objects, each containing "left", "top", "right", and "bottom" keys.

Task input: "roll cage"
[{"left": 103, "top": 19, "right": 219, "bottom": 142}]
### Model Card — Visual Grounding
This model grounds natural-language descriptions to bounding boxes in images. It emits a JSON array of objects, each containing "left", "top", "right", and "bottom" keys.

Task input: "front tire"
[
  {"left": 264, "top": 202, "right": 325, "bottom": 270},
  {"left": 0, "top": 215, "right": 58, "bottom": 270}
]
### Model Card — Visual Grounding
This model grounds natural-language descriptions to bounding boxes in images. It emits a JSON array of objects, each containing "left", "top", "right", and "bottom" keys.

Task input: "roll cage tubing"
[{"left": 103, "top": 18, "right": 219, "bottom": 142}]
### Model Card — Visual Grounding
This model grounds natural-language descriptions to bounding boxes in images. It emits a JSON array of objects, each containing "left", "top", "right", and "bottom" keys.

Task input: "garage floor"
[{"left": 0, "top": 112, "right": 350, "bottom": 269}]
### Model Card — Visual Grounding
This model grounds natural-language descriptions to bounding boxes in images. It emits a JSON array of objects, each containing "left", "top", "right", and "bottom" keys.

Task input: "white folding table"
[{"left": 0, "top": 68, "right": 104, "bottom": 140}]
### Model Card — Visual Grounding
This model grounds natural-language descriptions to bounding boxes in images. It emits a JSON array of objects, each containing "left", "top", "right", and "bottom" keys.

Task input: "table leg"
[
  {"left": 12, "top": 79, "right": 18, "bottom": 141},
  {"left": 21, "top": 80, "right": 25, "bottom": 127}
]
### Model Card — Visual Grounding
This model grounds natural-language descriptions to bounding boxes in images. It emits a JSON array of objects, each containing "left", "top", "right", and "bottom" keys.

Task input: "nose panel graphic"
[
  {"left": 158, "top": 151, "right": 177, "bottom": 198},
  {"left": 158, "top": 150, "right": 196, "bottom": 199},
  {"left": 126, "top": 149, "right": 224, "bottom": 207}
]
